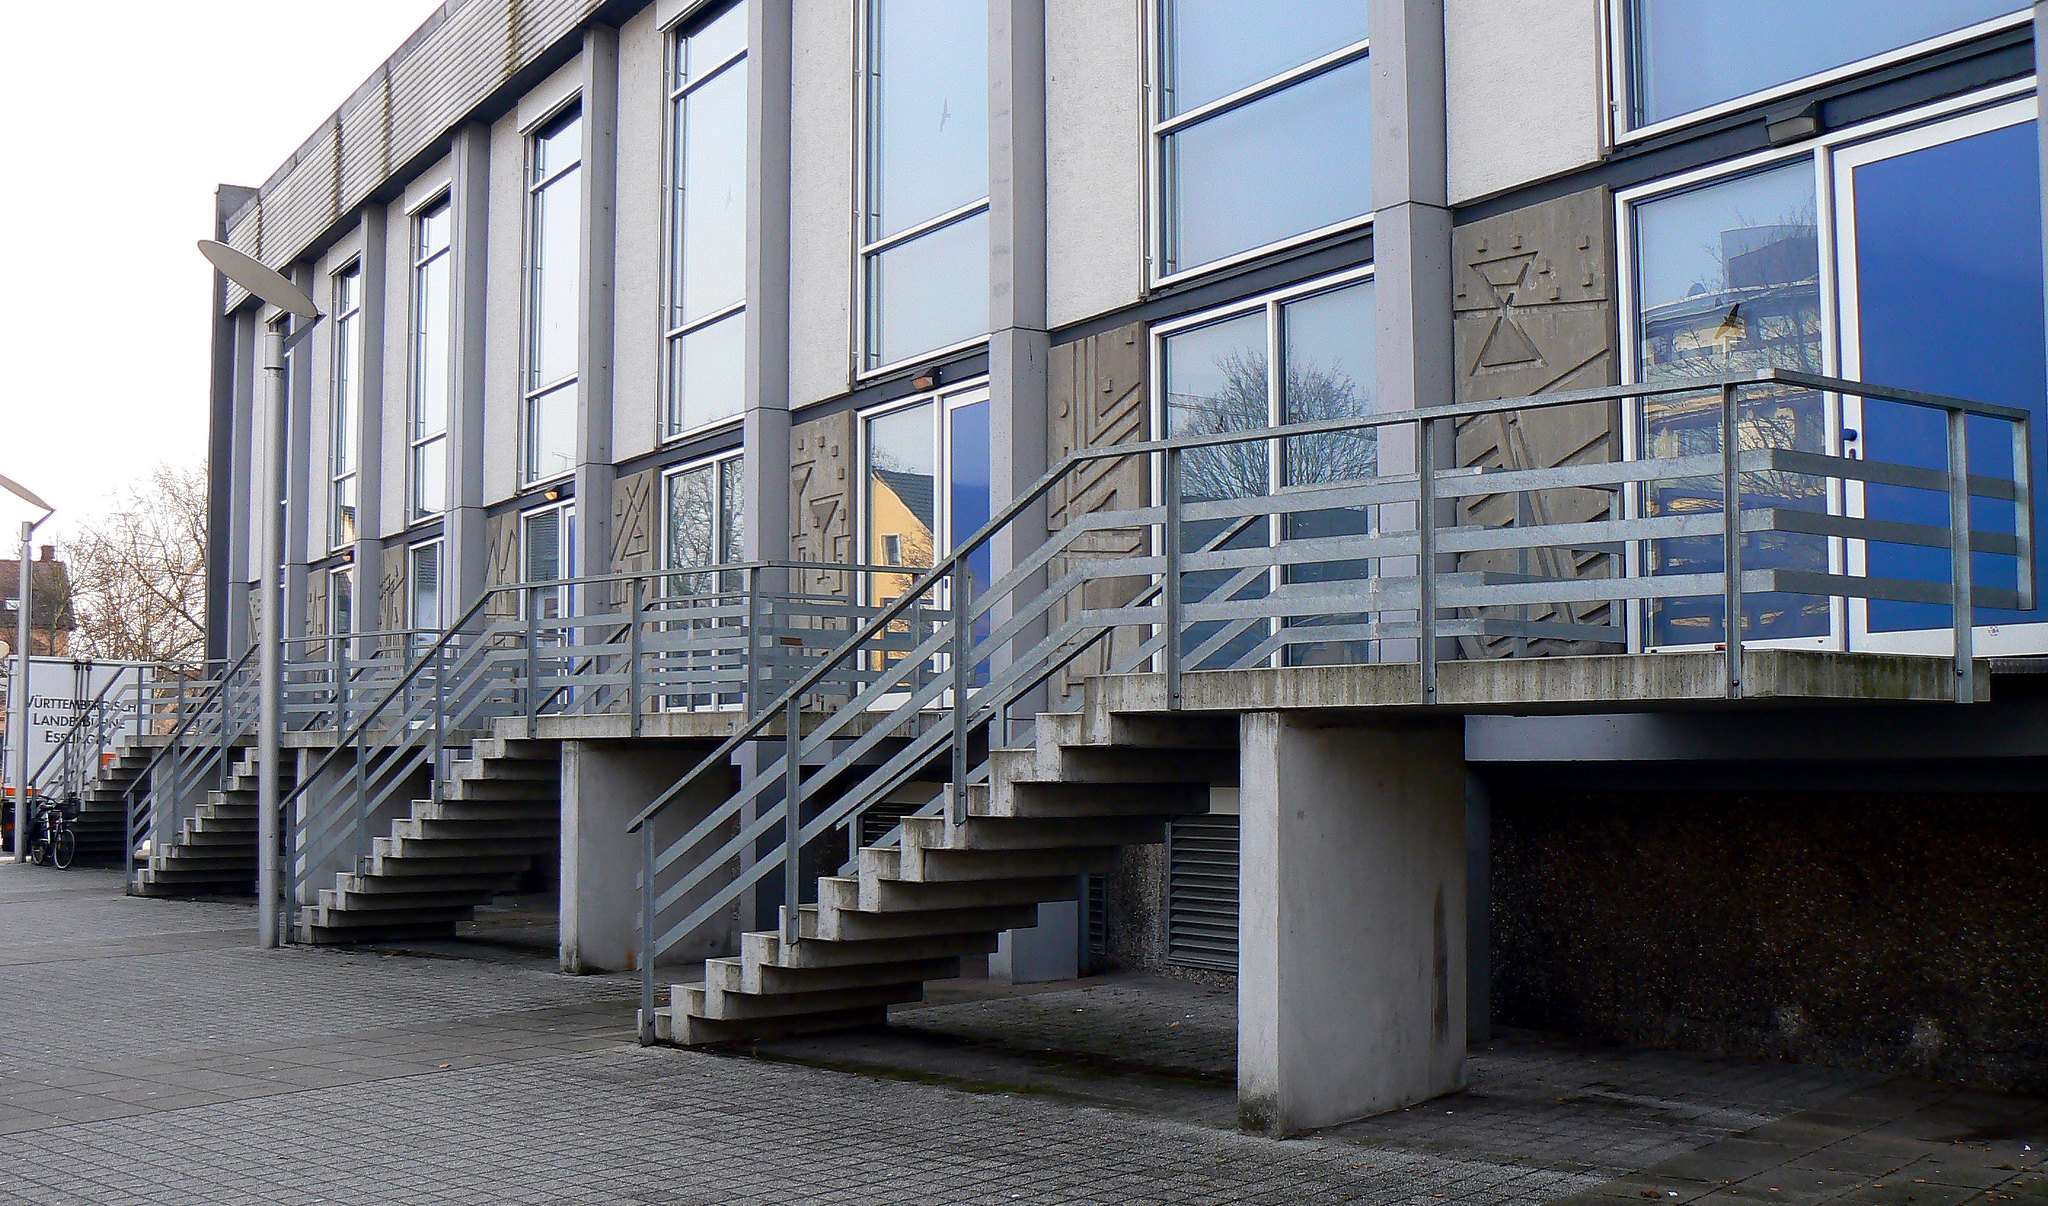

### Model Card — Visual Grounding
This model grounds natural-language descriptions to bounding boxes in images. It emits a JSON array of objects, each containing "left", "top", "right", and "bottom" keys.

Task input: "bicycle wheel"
[{"left": 52, "top": 828, "right": 74, "bottom": 870}]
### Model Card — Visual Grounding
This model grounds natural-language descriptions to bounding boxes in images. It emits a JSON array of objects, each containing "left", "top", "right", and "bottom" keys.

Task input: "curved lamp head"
[
  {"left": 0, "top": 473, "right": 53, "bottom": 516},
  {"left": 197, "top": 239, "right": 320, "bottom": 320}
]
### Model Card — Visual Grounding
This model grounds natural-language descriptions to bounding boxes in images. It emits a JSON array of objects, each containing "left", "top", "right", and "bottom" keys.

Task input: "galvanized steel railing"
[
  {"left": 272, "top": 561, "right": 938, "bottom": 926},
  {"left": 626, "top": 369, "right": 2033, "bottom": 1038}
]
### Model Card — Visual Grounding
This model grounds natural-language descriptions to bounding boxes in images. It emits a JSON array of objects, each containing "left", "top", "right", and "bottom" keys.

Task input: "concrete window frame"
[{"left": 1143, "top": 2, "right": 1374, "bottom": 288}]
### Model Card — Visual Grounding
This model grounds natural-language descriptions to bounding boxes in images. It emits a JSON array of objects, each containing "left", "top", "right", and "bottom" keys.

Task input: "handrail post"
[
  {"left": 639, "top": 823, "right": 658, "bottom": 1044},
  {"left": 431, "top": 640, "right": 446, "bottom": 805},
  {"left": 629, "top": 577, "right": 644, "bottom": 737},
  {"left": 1163, "top": 446, "right": 1183, "bottom": 710},
  {"left": 745, "top": 566, "right": 763, "bottom": 719},
  {"left": 951, "top": 570, "right": 969, "bottom": 823},
  {"left": 2011, "top": 415, "right": 2034, "bottom": 611},
  {"left": 1417, "top": 415, "right": 1439, "bottom": 702},
  {"left": 782, "top": 694, "right": 802, "bottom": 943},
  {"left": 1721, "top": 383, "right": 1744, "bottom": 699},
  {"left": 525, "top": 585, "right": 540, "bottom": 740},
  {"left": 1948, "top": 405, "right": 1975, "bottom": 703}
]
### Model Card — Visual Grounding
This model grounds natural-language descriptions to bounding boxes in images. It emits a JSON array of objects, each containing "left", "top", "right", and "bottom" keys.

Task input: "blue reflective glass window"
[
  {"left": 1630, "top": 0, "right": 2021, "bottom": 128},
  {"left": 1162, "top": 0, "right": 1368, "bottom": 117},
  {"left": 1162, "top": 51, "right": 1372, "bottom": 274},
  {"left": 1633, "top": 162, "right": 1828, "bottom": 645}
]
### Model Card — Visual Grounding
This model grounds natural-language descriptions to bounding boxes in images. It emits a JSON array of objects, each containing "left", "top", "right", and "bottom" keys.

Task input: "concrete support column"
[
  {"left": 1237, "top": 712, "right": 1466, "bottom": 1135},
  {"left": 573, "top": 26, "right": 621, "bottom": 586},
  {"left": 1368, "top": 0, "right": 1453, "bottom": 667},
  {"left": 560, "top": 739, "right": 740, "bottom": 973},
  {"left": 741, "top": 0, "right": 794, "bottom": 566},
  {"left": 446, "top": 122, "right": 493, "bottom": 617},
  {"left": 352, "top": 205, "right": 391, "bottom": 639},
  {"left": 283, "top": 269, "right": 318, "bottom": 645},
  {"left": 226, "top": 310, "right": 258, "bottom": 659},
  {"left": 987, "top": 0, "right": 1067, "bottom": 976}
]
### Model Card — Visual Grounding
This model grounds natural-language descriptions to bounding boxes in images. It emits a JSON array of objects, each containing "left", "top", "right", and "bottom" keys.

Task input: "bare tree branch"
[{"left": 62, "top": 464, "right": 208, "bottom": 665}]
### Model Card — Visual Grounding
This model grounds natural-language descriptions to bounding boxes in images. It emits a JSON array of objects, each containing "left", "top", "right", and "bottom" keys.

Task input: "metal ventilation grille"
[
  {"left": 858, "top": 797, "right": 924, "bottom": 850},
  {"left": 1167, "top": 814, "right": 1239, "bottom": 972},
  {"left": 1083, "top": 873, "right": 1109, "bottom": 968}
]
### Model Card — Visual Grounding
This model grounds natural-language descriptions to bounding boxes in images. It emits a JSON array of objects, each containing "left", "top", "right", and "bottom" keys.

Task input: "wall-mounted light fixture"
[{"left": 912, "top": 365, "right": 942, "bottom": 392}]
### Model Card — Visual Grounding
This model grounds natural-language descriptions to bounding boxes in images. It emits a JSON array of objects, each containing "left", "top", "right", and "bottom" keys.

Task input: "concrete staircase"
[
  {"left": 72, "top": 735, "right": 170, "bottom": 866},
  {"left": 132, "top": 752, "right": 279, "bottom": 896},
  {"left": 295, "top": 728, "right": 560, "bottom": 944},
  {"left": 658, "top": 694, "right": 1236, "bottom": 1045}
]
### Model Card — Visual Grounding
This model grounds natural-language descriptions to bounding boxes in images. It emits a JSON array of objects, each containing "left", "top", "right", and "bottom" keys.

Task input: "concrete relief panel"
[
  {"left": 484, "top": 510, "right": 522, "bottom": 623},
  {"left": 1451, "top": 187, "right": 1621, "bottom": 658},
  {"left": 790, "top": 410, "right": 856, "bottom": 597},
  {"left": 304, "top": 574, "right": 329, "bottom": 639},
  {"left": 610, "top": 467, "right": 658, "bottom": 607},
  {"left": 378, "top": 565, "right": 407, "bottom": 637},
  {"left": 1046, "top": 322, "right": 1151, "bottom": 700}
]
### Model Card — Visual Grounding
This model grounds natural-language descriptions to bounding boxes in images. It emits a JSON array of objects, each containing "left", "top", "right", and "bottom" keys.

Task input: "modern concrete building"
[{"left": 101, "top": 0, "right": 2048, "bottom": 1132}]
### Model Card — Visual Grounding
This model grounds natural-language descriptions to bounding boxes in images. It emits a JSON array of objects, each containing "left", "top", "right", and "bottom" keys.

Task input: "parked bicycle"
[{"left": 28, "top": 797, "right": 77, "bottom": 870}]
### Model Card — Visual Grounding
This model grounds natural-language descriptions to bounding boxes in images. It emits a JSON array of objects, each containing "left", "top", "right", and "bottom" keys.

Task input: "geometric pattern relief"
[
  {"left": 790, "top": 411, "right": 856, "bottom": 598},
  {"left": 1451, "top": 186, "right": 1623, "bottom": 659},
  {"left": 1046, "top": 322, "right": 1152, "bottom": 700},
  {"left": 610, "top": 468, "right": 657, "bottom": 607},
  {"left": 484, "top": 512, "right": 522, "bottom": 623}
]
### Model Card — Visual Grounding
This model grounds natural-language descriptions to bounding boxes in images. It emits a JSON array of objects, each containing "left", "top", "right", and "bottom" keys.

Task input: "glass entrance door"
[{"left": 1835, "top": 99, "right": 2046, "bottom": 655}]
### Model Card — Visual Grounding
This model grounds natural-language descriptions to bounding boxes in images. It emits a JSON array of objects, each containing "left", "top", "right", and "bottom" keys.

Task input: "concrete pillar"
[
  {"left": 283, "top": 268, "right": 318, "bottom": 643},
  {"left": 573, "top": 26, "right": 621, "bottom": 586},
  {"left": 225, "top": 309, "right": 258, "bottom": 660},
  {"left": 446, "top": 122, "right": 493, "bottom": 617},
  {"left": 1465, "top": 770, "right": 1490, "bottom": 1044},
  {"left": 1237, "top": 712, "right": 1466, "bottom": 1135},
  {"left": 352, "top": 204, "right": 391, "bottom": 639},
  {"left": 560, "top": 739, "right": 741, "bottom": 973},
  {"left": 987, "top": 0, "right": 1068, "bottom": 974},
  {"left": 742, "top": 0, "right": 794, "bottom": 566},
  {"left": 1369, "top": 0, "right": 1453, "bottom": 671}
]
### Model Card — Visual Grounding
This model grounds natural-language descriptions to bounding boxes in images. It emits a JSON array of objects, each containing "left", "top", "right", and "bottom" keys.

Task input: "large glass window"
[
  {"left": 329, "top": 262, "right": 363, "bottom": 549},
  {"left": 863, "top": 389, "right": 990, "bottom": 604},
  {"left": 667, "top": 2, "right": 749, "bottom": 437},
  {"left": 1627, "top": 2, "right": 2023, "bottom": 130},
  {"left": 1155, "top": 1, "right": 1372, "bottom": 278},
  {"left": 522, "top": 503, "right": 575, "bottom": 621},
  {"left": 328, "top": 566, "right": 353, "bottom": 654},
  {"left": 408, "top": 541, "right": 443, "bottom": 634},
  {"left": 525, "top": 107, "right": 583, "bottom": 485},
  {"left": 860, "top": 0, "right": 990, "bottom": 371},
  {"left": 411, "top": 198, "right": 453, "bottom": 520},
  {"left": 664, "top": 453, "right": 744, "bottom": 597},
  {"left": 1632, "top": 162, "right": 1828, "bottom": 646},
  {"left": 1162, "top": 274, "right": 1377, "bottom": 668}
]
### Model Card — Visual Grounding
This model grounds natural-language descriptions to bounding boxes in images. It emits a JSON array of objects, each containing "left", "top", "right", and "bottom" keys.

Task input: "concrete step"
[
  {"left": 899, "top": 813, "right": 1166, "bottom": 854},
  {"left": 879, "top": 843, "right": 1121, "bottom": 885},
  {"left": 470, "top": 735, "right": 559, "bottom": 762},
  {"left": 358, "top": 853, "right": 534, "bottom": 879},
  {"left": 449, "top": 757, "right": 558, "bottom": 782},
  {"left": 299, "top": 904, "right": 475, "bottom": 930},
  {"left": 688, "top": 979, "right": 923, "bottom": 1024},
  {"left": 373, "top": 834, "right": 554, "bottom": 861},
  {"left": 740, "top": 927, "right": 999, "bottom": 971},
  {"left": 966, "top": 778, "right": 1206, "bottom": 820},
  {"left": 1039, "top": 708, "right": 1237, "bottom": 752},
  {"left": 338, "top": 872, "right": 511, "bottom": 896},
  {"left": 413, "top": 799, "right": 558, "bottom": 823},
  {"left": 673, "top": 1002, "right": 890, "bottom": 1046},
  {"left": 995, "top": 744, "right": 1238, "bottom": 788},
  {"left": 709, "top": 953, "right": 963, "bottom": 996},
  {"left": 388, "top": 817, "right": 556, "bottom": 843},
  {"left": 810, "top": 900, "right": 1038, "bottom": 943},
  {"left": 839, "top": 870, "right": 1082, "bottom": 914},
  {"left": 443, "top": 778, "right": 557, "bottom": 803},
  {"left": 320, "top": 886, "right": 501, "bottom": 913}
]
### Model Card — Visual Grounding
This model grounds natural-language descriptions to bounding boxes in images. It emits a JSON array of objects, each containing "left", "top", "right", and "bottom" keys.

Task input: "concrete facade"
[{"left": 201, "top": 0, "right": 2048, "bottom": 1125}]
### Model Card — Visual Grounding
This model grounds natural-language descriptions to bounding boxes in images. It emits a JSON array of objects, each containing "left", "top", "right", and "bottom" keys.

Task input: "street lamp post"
[
  {"left": 0, "top": 473, "right": 54, "bottom": 864},
  {"left": 197, "top": 240, "right": 321, "bottom": 949}
]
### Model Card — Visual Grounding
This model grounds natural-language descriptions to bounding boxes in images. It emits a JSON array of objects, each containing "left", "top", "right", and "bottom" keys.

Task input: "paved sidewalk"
[{"left": 0, "top": 863, "right": 2040, "bottom": 1205}]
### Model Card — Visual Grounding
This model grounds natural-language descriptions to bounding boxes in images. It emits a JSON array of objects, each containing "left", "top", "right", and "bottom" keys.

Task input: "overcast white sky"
[{"left": 0, "top": 1, "right": 445, "bottom": 550}]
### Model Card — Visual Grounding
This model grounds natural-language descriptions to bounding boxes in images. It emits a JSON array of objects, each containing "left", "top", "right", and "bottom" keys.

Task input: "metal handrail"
[{"left": 625, "top": 368, "right": 2035, "bottom": 1037}]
